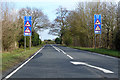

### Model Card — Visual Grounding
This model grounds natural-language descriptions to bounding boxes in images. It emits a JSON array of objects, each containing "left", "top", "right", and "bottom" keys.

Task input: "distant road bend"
[{"left": 4, "top": 44, "right": 119, "bottom": 80}]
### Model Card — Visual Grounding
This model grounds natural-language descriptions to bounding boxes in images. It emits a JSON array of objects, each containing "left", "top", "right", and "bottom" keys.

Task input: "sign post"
[
  {"left": 24, "top": 36, "right": 26, "bottom": 51},
  {"left": 94, "top": 14, "right": 101, "bottom": 48},
  {"left": 24, "top": 16, "right": 32, "bottom": 50},
  {"left": 30, "top": 36, "right": 31, "bottom": 49}
]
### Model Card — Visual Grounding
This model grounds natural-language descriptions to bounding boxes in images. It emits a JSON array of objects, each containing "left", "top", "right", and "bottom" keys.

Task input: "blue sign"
[
  {"left": 24, "top": 16, "right": 32, "bottom": 36},
  {"left": 94, "top": 14, "right": 101, "bottom": 34},
  {"left": 24, "top": 16, "right": 32, "bottom": 21}
]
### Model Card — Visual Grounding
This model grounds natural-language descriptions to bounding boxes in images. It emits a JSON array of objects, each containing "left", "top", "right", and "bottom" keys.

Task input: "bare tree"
[
  {"left": 19, "top": 7, "right": 50, "bottom": 32},
  {"left": 50, "top": 2, "right": 117, "bottom": 49},
  {"left": 49, "top": 6, "right": 68, "bottom": 44}
]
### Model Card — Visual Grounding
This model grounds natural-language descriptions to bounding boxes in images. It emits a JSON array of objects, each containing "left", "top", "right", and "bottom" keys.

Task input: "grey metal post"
[
  {"left": 26, "top": 14, "right": 31, "bottom": 50},
  {"left": 24, "top": 36, "right": 26, "bottom": 51},
  {"left": 99, "top": 34, "right": 101, "bottom": 48},
  {"left": 30, "top": 36, "right": 31, "bottom": 49},
  {"left": 99, "top": 34, "right": 100, "bottom": 48},
  {"left": 28, "top": 15, "right": 31, "bottom": 50},
  {"left": 24, "top": 17, "right": 26, "bottom": 51},
  {"left": 95, "top": 34, "right": 96, "bottom": 49}
]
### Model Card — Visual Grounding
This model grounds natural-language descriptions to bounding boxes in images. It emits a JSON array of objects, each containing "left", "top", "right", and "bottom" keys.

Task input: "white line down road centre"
[
  {"left": 51, "top": 45, "right": 74, "bottom": 60},
  {"left": 51, "top": 45, "right": 60, "bottom": 52}
]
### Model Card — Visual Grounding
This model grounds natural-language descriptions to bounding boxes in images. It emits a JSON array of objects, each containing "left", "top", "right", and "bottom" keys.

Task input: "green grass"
[
  {"left": 2, "top": 45, "right": 42, "bottom": 72},
  {"left": 69, "top": 46, "right": 120, "bottom": 58}
]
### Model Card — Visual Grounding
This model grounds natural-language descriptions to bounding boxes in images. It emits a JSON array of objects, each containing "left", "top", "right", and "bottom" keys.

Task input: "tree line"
[
  {"left": 1, "top": 2, "right": 120, "bottom": 51},
  {"left": 50, "top": 2, "right": 120, "bottom": 50},
  {"left": 1, "top": 3, "right": 50, "bottom": 51}
]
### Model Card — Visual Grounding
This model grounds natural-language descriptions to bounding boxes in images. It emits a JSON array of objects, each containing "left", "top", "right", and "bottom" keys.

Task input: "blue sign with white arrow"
[
  {"left": 24, "top": 16, "right": 32, "bottom": 36},
  {"left": 94, "top": 14, "right": 101, "bottom": 34}
]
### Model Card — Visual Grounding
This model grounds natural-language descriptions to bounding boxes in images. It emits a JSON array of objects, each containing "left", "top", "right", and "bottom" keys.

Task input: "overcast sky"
[{"left": 1, "top": 0, "right": 119, "bottom": 41}]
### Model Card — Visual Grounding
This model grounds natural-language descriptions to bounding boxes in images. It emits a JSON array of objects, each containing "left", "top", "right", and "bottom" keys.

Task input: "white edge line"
[
  {"left": 65, "top": 46, "right": 118, "bottom": 60},
  {"left": 92, "top": 52, "right": 117, "bottom": 59},
  {"left": 70, "top": 61, "right": 114, "bottom": 74},
  {"left": 5, "top": 47, "right": 44, "bottom": 79}
]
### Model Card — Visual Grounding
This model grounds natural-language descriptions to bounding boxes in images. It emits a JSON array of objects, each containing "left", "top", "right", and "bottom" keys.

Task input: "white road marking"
[
  {"left": 67, "top": 54, "right": 74, "bottom": 59},
  {"left": 56, "top": 47, "right": 61, "bottom": 51},
  {"left": 91, "top": 52, "right": 117, "bottom": 59},
  {"left": 52, "top": 45, "right": 74, "bottom": 60},
  {"left": 64, "top": 46, "right": 118, "bottom": 60},
  {"left": 70, "top": 61, "right": 114, "bottom": 74},
  {"left": 5, "top": 47, "right": 44, "bottom": 79},
  {"left": 60, "top": 49, "right": 66, "bottom": 55},
  {"left": 71, "top": 47, "right": 118, "bottom": 60},
  {"left": 52, "top": 45, "right": 115, "bottom": 74},
  {"left": 51, "top": 45, "right": 60, "bottom": 52},
  {"left": 59, "top": 49, "right": 74, "bottom": 59}
]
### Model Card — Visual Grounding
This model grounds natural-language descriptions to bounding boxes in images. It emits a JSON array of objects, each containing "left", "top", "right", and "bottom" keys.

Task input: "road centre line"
[
  {"left": 51, "top": 45, "right": 60, "bottom": 52},
  {"left": 5, "top": 47, "right": 44, "bottom": 79},
  {"left": 57, "top": 47, "right": 73, "bottom": 59},
  {"left": 57, "top": 47, "right": 74, "bottom": 59},
  {"left": 60, "top": 49, "right": 66, "bottom": 54},
  {"left": 51, "top": 45, "right": 74, "bottom": 60},
  {"left": 67, "top": 54, "right": 74, "bottom": 59},
  {"left": 51, "top": 45, "right": 115, "bottom": 74},
  {"left": 70, "top": 61, "right": 114, "bottom": 74}
]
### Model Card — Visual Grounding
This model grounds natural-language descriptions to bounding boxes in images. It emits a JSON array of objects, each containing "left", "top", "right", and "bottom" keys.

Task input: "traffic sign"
[
  {"left": 25, "top": 21, "right": 31, "bottom": 27},
  {"left": 24, "top": 16, "right": 32, "bottom": 36},
  {"left": 95, "top": 19, "right": 101, "bottom": 25},
  {"left": 95, "top": 25, "right": 101, "bottom": 31},
  {"left": 25, "top": 27, "right": 31, "bottom": 33},
  {"left": 94, "top": 14, "right": 101, "bottom": 34},
  {"left": 24, "top": 16, "right": 32, "bottom": 21}
]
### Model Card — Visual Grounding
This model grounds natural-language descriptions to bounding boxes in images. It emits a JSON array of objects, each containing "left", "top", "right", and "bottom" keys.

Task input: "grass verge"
[
  {"left": 69, "top": 46, "right": 120, "bottom": 58},
  {"left": 2, "top": 45, "right": 42, "bottom": 72}
]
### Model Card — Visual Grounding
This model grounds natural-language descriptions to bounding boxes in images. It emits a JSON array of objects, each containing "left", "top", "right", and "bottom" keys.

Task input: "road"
[{"left": 4, "top": 44, "right": 119, "bottom": 80}]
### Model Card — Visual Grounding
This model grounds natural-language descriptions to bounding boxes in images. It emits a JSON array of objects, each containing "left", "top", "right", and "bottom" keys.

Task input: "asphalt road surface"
[{"left": 4, "top": 44, "right": 119, "bottom": 80}]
